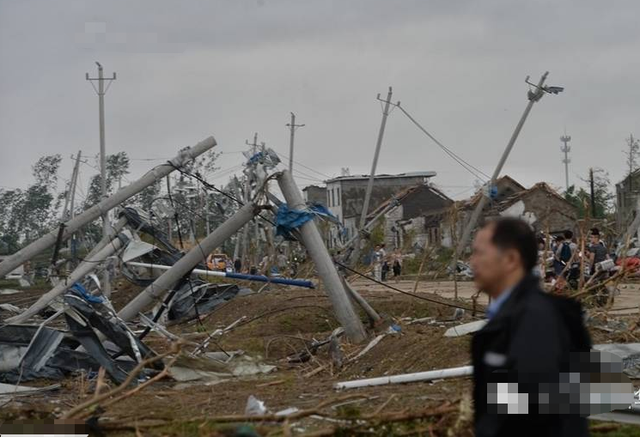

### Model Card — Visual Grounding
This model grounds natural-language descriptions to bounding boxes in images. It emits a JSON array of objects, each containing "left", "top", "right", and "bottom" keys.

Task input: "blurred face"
[
  {"left": 470, "top": 225, "right": 521, "bottom": 296},
  {"left": 590, "top": 235, "right": 599, "bottom": 245}
]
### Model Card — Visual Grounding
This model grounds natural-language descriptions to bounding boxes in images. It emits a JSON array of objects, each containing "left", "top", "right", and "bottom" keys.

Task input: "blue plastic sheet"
[
  {"left": 69, "top": 283, "right": 104, "bottom": 304},
  {"left": 275, "top": 203, "right": 337, "bottom": 240}
]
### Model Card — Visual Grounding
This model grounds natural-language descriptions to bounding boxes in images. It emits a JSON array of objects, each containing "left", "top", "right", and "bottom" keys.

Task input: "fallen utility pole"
[
  {"left": 0, "top": 136, "right": 216, "bottom": 278},
  {"left": 335, "top": 365, "right": 473, "bottom": 390},
  {"left": 277, "top": 170, "right": 367, "bottom": 343},
  {"left": 341, "top": 278, "right": 381, "bottom": 324},
  {"left": 452, "top": 72, "right": 552, "bottom": 267},
  {"left": 125, "top": 261, "right": 315, "bottom": 289},
  {"left": 7, "top": 232, "right": 129, "bottom": 324},
  {"left": 341, "top": 197, "right": 399, "bottom": 254},
  {"left": 118, "top": 201, "right": 258, "bottom": 322}
]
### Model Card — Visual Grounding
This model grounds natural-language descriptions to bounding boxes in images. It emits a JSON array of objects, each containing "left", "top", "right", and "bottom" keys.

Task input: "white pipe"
[
  {"left": 334, "top": 365, "right": 473, "bottom": 390},
  {"left": 126, "top": 261, "right": 227, "bottom": 278}
]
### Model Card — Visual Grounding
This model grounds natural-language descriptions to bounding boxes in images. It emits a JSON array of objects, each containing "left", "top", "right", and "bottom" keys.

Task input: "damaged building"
[
  {"left": 441, "top": 177, "right": 579, "bottom": 249},
  {"left": 323, "top": 171, "right": 437, "bottom": 248},
  {"left": 365, "top": 184, "right": 454, "bottom": 251}
]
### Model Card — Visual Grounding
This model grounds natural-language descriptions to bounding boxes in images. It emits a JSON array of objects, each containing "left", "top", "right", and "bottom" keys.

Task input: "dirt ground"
[{"left": 2, "top": 276, "right": 640, "bottom": 436}]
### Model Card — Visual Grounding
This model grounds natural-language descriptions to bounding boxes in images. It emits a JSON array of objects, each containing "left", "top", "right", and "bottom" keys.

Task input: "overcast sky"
[{"left": 1, "top": 0, "right": 639, "bottom": 202}]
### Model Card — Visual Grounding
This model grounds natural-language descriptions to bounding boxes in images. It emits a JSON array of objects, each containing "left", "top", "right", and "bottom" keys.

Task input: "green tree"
[
  {"left": 84, "top": 152, "right": 131, "bottom": 208},
  {"left": 0, "top": 154, "right": 62, "bottom": 249},
  {"left": 564, "top": 168, "right": 614, "bottom": 219}
]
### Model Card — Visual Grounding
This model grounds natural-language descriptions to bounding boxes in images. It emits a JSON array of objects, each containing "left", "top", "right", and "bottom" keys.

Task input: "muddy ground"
[{"left": 1, "top": 276, "right": 640, "bottom": 436}]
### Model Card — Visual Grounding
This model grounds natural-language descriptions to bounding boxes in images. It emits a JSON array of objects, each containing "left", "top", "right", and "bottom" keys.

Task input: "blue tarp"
[
  {"left": 69, "top": 283, "right": 104, "bottom": 304},
  {"left": 247, "top": 152, "right": 265, "bottom": 165},
  {"left": 275, "top": 203, "right": 337, "bottom": 240}
]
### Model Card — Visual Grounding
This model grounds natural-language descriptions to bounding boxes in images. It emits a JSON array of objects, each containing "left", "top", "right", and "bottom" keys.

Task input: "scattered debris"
[
  {"left": 444, "top": 320, "right": 488, "bottom": 337},
  {"left": 245, "top": 395, "right": 268, "bottom": 416},
  {"left": 0, "top": 303, "right": 21, "bottom": 314}
]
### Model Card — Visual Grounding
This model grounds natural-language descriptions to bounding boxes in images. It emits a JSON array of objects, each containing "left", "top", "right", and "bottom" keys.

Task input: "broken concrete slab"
[
  {"left": 168, "top": 366, "right": 229, "bottom": 383},
  {"left": 444, "top": 320, "right": 487, "bottom": 337}
]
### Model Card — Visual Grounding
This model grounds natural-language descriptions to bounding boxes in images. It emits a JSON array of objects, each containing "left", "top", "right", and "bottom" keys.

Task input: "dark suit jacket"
[{"left": 471, "top": 274, "right": 591, "bottom": 437}]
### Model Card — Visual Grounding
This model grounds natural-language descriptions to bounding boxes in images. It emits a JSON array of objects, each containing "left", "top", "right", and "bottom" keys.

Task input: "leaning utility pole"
[
  {"left": 349, "top": 87, "right": 397, "bottom": 264},
  {"left": 452, "top": 72, "right": 560, "bottom": 265},
  {"left": 560, "top": 133, "right": 571, "bottom": 191},
  {"left": 86, "top": 61, "right": 116, "bottom": 296},
  {"left": 61, "top": 151, "right": 82, "bottom": 222},
  {"left": 277, "top": 170, "right": 367, "bottom": 343},
  {"left": 359, "top": 87, "right": 394, "bottom": 230},
  {"left": 68, "top": 151, "right": 82, "bottom": 264},
  {"left": 286, "top": 113, "right": 305, "bottom": 173},
  {"left": 0, "top": 137, "right": 216, "bottom": 278}
]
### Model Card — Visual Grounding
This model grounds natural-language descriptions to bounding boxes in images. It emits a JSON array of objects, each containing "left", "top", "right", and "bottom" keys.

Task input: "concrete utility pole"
[
  {"left": 359, "top": 87, "right": 394, "bottom": 230},
  {"left": 118, "top": 202, "right": 258, "bottom": 322},
  {"left": 277, "top": 170, "right": 367, "bottom": 343},
  {"left": 86, "top": 61, "right": 116, "bottom": 296},
  {"left": 560, "top": 133, "right": 571, "bottom": 191},
  {"left": 7, "top": 231, "right": 129, "bottom": 324},
  {"left": 452, "top": 72, "right": 554, "bottom": 265},
  {"left": 61, "top": 152, "right": 81, "bottom": 222},
  {"left": 240, "top": 133, "right": 259, "bottom": 270},
  {"left": 68, "top": 151, "right": 83, "bottom": 265},
  {"left": 286, "top": 113, "right": 305, "bottom": 173},
  {"left": 0, "top": 137, "right": 216, "bottom": 278},
  {"left": 166, "top": 176, "right": 173, "bottom": 242}
]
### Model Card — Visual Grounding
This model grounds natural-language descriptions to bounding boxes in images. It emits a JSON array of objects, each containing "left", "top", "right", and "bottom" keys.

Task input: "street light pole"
[{"left": 452, "top": 72, "right": 555, "bottom": 268}]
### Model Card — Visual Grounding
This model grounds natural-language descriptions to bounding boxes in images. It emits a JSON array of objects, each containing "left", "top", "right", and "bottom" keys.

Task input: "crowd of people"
[
  {"left": 539, "top": 227, "right": 611, "bottom": 289},
  {"left": 371, "top": 243, "right": 403, "bottom": 282}
]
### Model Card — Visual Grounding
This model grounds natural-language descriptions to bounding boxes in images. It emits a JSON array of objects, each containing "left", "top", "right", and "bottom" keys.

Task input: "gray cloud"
[{"left": 1, "top": 0, "right": 639, "bottom": 201}]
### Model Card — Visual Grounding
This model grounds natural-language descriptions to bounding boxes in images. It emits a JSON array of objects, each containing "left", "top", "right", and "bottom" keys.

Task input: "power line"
[
  {"left": 274, "top": 151, "right": 332, "bottom": 180},
  {"left": 335, "top": 261, "right": 484, "bottom": 314},
  {"left": 396, "top": 104, "right": 490, "bottom": 182}
]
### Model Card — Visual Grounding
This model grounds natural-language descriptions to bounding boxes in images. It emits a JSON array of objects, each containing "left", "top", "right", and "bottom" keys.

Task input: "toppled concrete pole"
[
  {"left": 277, "top": 170, "right": 367, "bottom": 343},
  {"left": 345, "top": 199, "right": 397, "bottom": 249},
  {"left": 84, "top": 216, "right": 127, "bottom": 261},
  {"left": 342, "top": 278, "right": 381, "bottom": 324},
  {"left": 118, "top": 202, "right": 258, "bottom": 322},
  {"left": 0, "top": 136, "right": 217, "bottom": 278},
  {"left": 7, "top": 233, "right": 129, "bottom": 324}
]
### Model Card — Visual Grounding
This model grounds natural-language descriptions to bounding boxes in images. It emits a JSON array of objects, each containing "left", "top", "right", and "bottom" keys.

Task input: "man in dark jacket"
[{"left": 470, "top": 218, "right": 591, "bottom": 437}]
